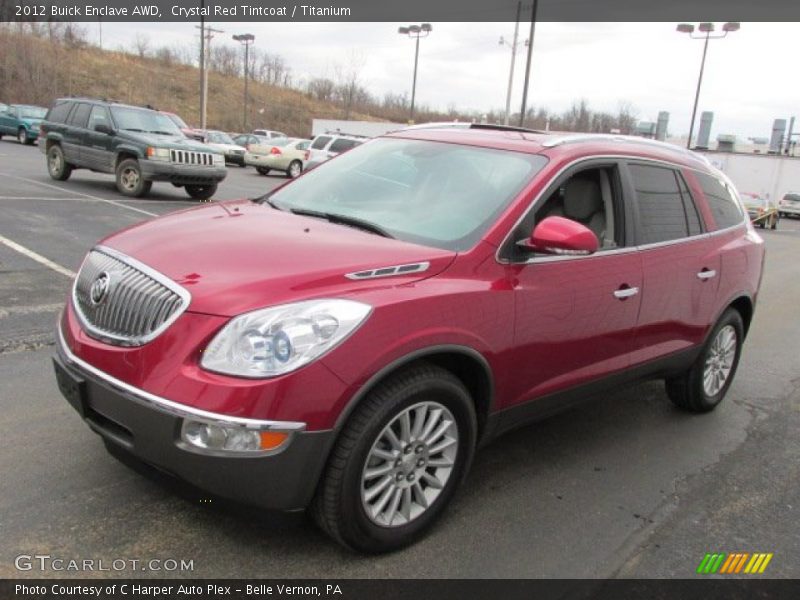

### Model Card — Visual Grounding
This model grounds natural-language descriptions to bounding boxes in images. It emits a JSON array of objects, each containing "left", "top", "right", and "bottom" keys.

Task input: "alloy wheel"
[
  {"left": 120, "top": 167, "right": 140, "bottom": 191},
  {"left": 703, "top": 324, "right": 737, "bottom": 396},
  {"left": 361, "top": 401, "right": 458, "bottom": 528}
]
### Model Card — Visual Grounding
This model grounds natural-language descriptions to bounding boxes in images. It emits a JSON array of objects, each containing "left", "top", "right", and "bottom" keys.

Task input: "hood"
[
  {"left": 100, "top": 199, "right": 455, "bottom": 317},
  {"left": 22, "top": 118, "right": 42, "bottom": 128},
  {"left": 120, "top": 131, "right": 214, "bottom": 152}
]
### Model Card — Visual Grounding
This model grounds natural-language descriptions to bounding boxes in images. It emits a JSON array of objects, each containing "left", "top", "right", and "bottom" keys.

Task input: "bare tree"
[{"left": 133, "top": 33, "right": 150, "bottom": 59}]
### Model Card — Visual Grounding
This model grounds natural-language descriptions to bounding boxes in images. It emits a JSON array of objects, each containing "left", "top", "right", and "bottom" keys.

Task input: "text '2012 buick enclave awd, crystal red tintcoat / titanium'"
[{"left": 53, "top": 125, "right": 765, "bottom": 552}]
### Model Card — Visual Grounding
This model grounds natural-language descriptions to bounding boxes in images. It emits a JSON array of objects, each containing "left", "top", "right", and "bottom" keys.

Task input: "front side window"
[
  {"left": 695, "top": 171, "right": 745, "bottom": 229},
  {"left": 629, "top": 164, "right": 693, "bottom": 245},
  {"left": 88, "top": 106, "right": 110, "bottom": 131},
  {"left": 109, "top": 107, "right": 182, "bottom": 136},
  {"left": 266, "top": 138, "right": 547, "bottom": 251}
]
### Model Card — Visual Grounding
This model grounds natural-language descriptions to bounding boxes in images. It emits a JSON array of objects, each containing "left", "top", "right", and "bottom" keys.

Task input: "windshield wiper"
[
  {"left": 289, "top": 208, "right": 394, "bottom": 239},
  {"left": 149, "top": 130, "right": 176, "bottom": 135},
  {"left": 122, "top": 128, "right": 145, "bottom": 132}
]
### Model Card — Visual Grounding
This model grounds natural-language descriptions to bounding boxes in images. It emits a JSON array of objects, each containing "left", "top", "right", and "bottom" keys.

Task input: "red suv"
[{"left": 53, "top": 125, "right": 765, "bottom": 552}]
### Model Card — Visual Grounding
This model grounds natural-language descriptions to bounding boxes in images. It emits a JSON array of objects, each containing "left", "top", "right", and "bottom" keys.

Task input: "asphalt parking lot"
[{"left": 1, "top": 139, "right": 798, "bottom": 579}]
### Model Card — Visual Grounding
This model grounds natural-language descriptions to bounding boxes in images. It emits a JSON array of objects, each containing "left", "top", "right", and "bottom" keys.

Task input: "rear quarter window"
[
  {"left": 696, "top": 172, "right": 744, "bottom": 229},
  {"left": 67, "top": 103, "right": 91, "bottom": 128},
  {"left": 46, "top": 102, "right": 73, "bottom": 124}
]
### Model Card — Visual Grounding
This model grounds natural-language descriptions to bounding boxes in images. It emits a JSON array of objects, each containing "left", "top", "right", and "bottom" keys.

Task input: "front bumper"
[
  {"left": 225, "top": 152, "right": 246, "bottom": 166},
  {"left": 53, "top": 327, "right": 335, "bottom": 511},
  {"left": 140, "top": 161, "right": 228, "bottom": 185}
]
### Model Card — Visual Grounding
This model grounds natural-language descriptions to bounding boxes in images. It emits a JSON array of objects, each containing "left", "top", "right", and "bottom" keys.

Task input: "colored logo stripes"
[{"left": 696, "top": 552, "right": 773, "bottom": 574}]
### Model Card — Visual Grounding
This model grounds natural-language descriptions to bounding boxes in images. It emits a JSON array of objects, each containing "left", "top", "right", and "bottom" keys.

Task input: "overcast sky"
[{"left": 96, "top": 21, "right": 798, "bottom": 140}]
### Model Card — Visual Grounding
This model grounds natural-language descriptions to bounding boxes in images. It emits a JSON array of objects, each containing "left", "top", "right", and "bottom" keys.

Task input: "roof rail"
[
  {"left": 397, "top": 122, "right": 547, "bottom": 135},
  {"left": 323, "top": 130, "right": 371, "bottom": 139},
  {"left": 541, "top": 133, "right": 708, "bottom": 162}
]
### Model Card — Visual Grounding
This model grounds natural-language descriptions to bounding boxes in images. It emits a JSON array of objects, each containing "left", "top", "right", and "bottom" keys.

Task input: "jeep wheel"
[
  {"left": 115, "top": 159, "right": 152, "bottom": 197},
  {"left": 287, "top": 160, "right": 303, "bottom": 179},
  {"left": 256, "top": 167, "right": 270, "bottom": 176},
  {"left": 186, "top": 183, "right": 218, "bottom": 201},
  {"left": 47, "top": 145, "right": 73, "bottom": 181},
  {"left": 665, "top": 308, "right": 744, "bottom": 413},
  {"left": 312, "top": 363, "right": 477, "bottom": 553}
]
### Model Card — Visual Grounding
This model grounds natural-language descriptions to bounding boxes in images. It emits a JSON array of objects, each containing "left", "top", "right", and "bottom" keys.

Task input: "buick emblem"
[{"left": 89, "top": 271, "right": 111, "bottom": 305}]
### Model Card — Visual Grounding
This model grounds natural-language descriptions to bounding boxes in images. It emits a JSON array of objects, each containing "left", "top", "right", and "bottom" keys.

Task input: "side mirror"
[
  {"left": 94, "top": 123, "right": 114, "bottom": 135},
  {"left": 519, "top": 216, "right": 599, "bottom": 256}
]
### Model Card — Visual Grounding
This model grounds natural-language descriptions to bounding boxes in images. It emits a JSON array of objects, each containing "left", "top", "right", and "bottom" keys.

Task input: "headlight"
[
  {"left": 201, "top": 299, "right": 372, "bottom": 378},
  {"left": 146, "top": 146, "right": 170, "bottom": 161},
  {"left": 212, "top": 153, "right": 225, "bottom": 166}
]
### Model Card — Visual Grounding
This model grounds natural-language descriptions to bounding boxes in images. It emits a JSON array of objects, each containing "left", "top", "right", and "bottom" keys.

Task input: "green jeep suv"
[{"left": 40, "top": 98, "right": 227, "bottom": 200}]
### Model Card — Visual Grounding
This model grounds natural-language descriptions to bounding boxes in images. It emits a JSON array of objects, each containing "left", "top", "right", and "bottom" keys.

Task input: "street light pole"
[
  {"left": 398, "top": 23, "right": 432, "bottom": 123},
  {"left": 233, "top": 33, "right": 255, "bottom": 132},
  {"left": 500, "top": 1, "right": 522, "bottom": 126},
  {"left": 677, "top": 22, "right": 740, "bottom": 149}
]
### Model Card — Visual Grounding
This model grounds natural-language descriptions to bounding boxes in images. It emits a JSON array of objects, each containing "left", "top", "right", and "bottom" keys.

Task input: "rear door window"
[
  {"left": 628, "top": 163, "right": 692, "bottom": 245},
  {"left": 67, "top": 103, "right": 91, "bottom": 129},
  {"left": 676, "top": 172, "right": 703, "bottom": 235},
  {"left": 695, "top": 172, "right": 744, "bottom": 229}
]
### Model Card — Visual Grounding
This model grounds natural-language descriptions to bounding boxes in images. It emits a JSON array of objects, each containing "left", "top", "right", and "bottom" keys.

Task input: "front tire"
[
  {"left": 18, "top": 128, "right": 33, "bottom": 145},
  {"left": 256, "top": 167, "right": 270, "bottom": 176},
  {"left": 666, "top": 308, "right": 744, "bottom": 413},
  {"left": 287, "top": 160, "right": 303, "bottom": 179},
  {"left": 185, "top": 183, "right": 218, "bottom": 201},
  {"left": 115, "top": 158, "right": 152, "bottom": 197},
  {"left": 770, "top": 214, "right": 778, "bottom": 230},
  {"left": 47, "top": 145, "right": 72, "bottom": 181},
  {"left": 312, "top": 363, "right": 477, "bottom": 553}
]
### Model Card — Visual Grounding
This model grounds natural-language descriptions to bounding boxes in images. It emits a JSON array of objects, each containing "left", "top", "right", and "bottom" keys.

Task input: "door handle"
[
  {"left": 697, "top": 269, "right": 717, "bottom": 280},
  {"left": 613, "top": 286, "right": 639, "bottom": 300}
]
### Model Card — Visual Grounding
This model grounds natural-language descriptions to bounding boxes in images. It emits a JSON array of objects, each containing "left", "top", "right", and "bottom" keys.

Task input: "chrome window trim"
[
  {"left": 495, "top": 154, "right": 747, "bottom": 266},
  {"left": 71, "top": 245, "right": 191, "bottom": 347},
  {"left": 57, "top": 323, "right": 306, "bottom": 432}
]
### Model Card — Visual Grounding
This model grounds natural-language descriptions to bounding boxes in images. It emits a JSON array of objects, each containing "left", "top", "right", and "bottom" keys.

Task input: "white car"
[
  {"left": 202, "top": 130, "right": 246, "bottom": 166},
  {"left": 252, "top": 129, "right": 287, "bottom": 139},
  {"left": 778, "top": 191, "right": 800, "bottom": 218},
  {"left": 307, "top": 133, "right": 365, "bottom": 165}
]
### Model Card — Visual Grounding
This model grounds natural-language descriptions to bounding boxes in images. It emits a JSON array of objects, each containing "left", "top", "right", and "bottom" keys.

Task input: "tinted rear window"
[
  {"left": 696, "top": 172, "right": 744, "bottom": 229},
  {"left": 329, "top": 138, "right": 360, "bottom": 153},
  {"left": 311, "top": 135, "right": 332, "bottom": 150},
  {"left": 629, "top": 164, "right": 692, "bottom": 244},
  {"left": 46, "top": 102, "right": 73, "bottom": 124}
]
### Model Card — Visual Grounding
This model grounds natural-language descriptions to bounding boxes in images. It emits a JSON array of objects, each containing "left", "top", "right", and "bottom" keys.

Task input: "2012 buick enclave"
[{"left": 53, "top": 124, "right": 765, "bottom": 552}]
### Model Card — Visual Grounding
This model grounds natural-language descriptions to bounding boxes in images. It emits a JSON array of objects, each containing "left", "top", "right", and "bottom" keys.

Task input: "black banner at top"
[{"left": 2, "top": 0, "right": 800, "bottom": 22}]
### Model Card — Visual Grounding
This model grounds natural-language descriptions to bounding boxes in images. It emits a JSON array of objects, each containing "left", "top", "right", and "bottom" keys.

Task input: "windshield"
[
  {"left": 207, "top": 131, "right": 235, "bottom": 144},
  {"left": 20, "top": 106, "right": 46, "bottom": 119},
  {"left": 110, "top": 107, "right": 182, "bottom": 135},
  {"left": 166, "top": 113, "right": 188, "bottom": 128},
  {"left": 266, "top": 138, "right": 547, "bottom": 251},
  {"left": 783, "top": 193, "right": 800, "bottom": 203}
]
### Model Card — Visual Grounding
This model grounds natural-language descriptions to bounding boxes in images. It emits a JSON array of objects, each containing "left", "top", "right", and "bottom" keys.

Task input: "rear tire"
[
  {"left": 311, "top": 363, "right": 477, "bottom": 553},
  {"left": 185, "top": 183, "right": 217, "bottom": 201},
  {"left": 256, "top": 167, "right": 270, "bottom": 176},
  {"left": 665, "top": 308, "right": 744, "bottom": 413},
  {"left": 47, "top": 145, "right": 73, "bottom": 181},
  {"left": 115, "top": 158, "right": 152, "bottom": 197}
]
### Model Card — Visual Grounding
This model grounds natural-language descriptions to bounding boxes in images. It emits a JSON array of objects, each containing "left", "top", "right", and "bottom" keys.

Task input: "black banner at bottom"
[{"left": 2, "top": 579, "right": 800, "bottom": 600}]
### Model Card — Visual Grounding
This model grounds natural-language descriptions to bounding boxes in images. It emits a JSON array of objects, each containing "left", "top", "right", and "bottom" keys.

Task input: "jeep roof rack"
[{"left": 323, "top": 130, "right": 371, "bottom": 139}]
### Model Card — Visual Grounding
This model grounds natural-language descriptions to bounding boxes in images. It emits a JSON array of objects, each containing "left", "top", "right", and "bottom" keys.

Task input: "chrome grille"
[
  {"left": 169, "top": 149, "right": 215, "bottom": 165},
  {"left": 73, "top": 247, "right": 190, "bottom": 346}
]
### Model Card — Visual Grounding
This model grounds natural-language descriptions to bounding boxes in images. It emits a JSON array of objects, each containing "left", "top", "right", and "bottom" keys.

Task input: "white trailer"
[{"left": 311, "top": 119, "right": 402, "bottom": 138}]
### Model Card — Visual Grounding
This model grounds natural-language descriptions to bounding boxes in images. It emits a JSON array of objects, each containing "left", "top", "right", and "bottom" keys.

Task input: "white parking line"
[
  {"left": 0, "top": 173, "right": 157, "bottom": 217},
  {"left": 0, "top": 303, "right": 64, "bottom": 318},
  {"left": 0, "top": 196, "right": 95, "bottom": 202},
  {"left": 0, "top": 233, "right": 76, "bottom": 278}
]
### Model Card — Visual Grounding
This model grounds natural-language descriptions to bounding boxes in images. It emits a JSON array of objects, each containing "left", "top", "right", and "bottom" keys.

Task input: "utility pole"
[
  {"left": 398, "top": 24, "right": 432, "bottom": 123},
  {"left": 233, "top": 34, "right": 255, "bottom": 132},
  {"left": 500, "top": 1, "right": 522, "bottom": 126},
  {"left": 519, "top": 0, "right": 538, "bottom": 127},
  {"left": 195, "top": 23, "right": 224, "bottom": 131}
]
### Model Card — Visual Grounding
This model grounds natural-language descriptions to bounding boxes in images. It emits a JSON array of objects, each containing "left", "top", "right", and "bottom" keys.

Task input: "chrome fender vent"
[{"left": 345, "top": 262, "right": 430, "bottom": 280}]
